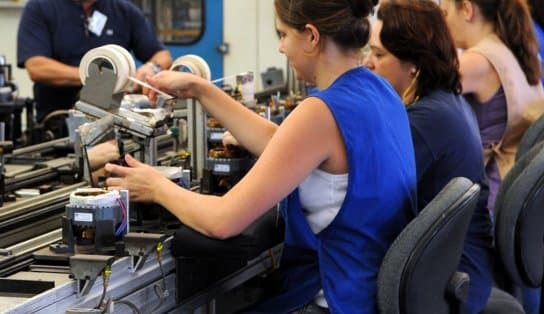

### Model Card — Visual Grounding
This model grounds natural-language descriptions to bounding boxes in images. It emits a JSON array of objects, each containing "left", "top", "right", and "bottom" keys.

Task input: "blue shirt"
[
  {"left": 252, "top": 67, "right": 417, "bottom": 313},
  {"left": 17, "top": 0, "right": 165, "bottom": 120},
  {"left": 534, "top": 21, "right": 544, "bottom": 85},
  {"left": 408, "top": 90, "right": 494, "bottom": 313},
  {"left": 408, "top": 90, "right": 492, "bottom": 239}
]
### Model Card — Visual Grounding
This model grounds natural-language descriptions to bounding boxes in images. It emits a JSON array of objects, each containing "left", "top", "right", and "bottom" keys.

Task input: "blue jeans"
[
  {"left": 521, "top": 286, "right": 541, "bottom": 314},
  {"left": 458, "top": 240, "right": 493, "bottom": 314}
]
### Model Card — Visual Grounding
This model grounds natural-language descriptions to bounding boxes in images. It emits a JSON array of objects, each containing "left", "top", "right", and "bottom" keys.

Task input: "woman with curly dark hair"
[{"left": 364, "top": 0, "right": 493, "bottom": 312}]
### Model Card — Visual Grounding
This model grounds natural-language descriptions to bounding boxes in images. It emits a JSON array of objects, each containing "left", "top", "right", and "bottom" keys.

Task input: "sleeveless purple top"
[
  {"left": 465, "top": 87, "right": 507, "bottom": 211},
  {"left": 465, "top": 87, "right": 507, "bottom": 147}
]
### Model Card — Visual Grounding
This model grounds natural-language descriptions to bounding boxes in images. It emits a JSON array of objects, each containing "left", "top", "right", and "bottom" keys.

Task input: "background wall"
[
  {"left": 0, "top": 5, "right": 31, "bottom": 98},
  {"left": 223, "top": 0, "right": 286, "bottom": 91}
]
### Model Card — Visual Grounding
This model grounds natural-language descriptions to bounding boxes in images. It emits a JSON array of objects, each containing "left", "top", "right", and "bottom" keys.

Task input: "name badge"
[{"left": 88, "top": 10, "right": 108, "bottom": 37}]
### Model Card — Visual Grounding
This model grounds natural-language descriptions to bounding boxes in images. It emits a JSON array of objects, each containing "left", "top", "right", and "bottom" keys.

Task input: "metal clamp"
[
  {"left": 123, "top": 232, "right": 166, "bottom": 272},
  {"left": 69, "top": 254, "right": 114, "bottom": 297}
]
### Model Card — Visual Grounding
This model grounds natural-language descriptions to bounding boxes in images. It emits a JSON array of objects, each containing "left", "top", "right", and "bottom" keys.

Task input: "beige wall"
[
  {"left": 0, "top": 5, "right": 33, "bottom": 98},
  {"left": 223, "top": 0, "right": 286, "bottom": 91}
]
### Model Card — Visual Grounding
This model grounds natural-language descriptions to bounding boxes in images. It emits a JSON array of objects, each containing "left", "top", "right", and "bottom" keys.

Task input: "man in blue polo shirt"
[{"left": 17, "top": 0, "right": 172, "bottom": 121}]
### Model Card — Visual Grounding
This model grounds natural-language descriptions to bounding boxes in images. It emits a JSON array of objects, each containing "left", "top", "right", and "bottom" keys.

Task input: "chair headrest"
[
  {"left": 378, "top": 177, "right": 480, "bottom": 314},
  {"left": 516, "top": 111, "right": 544, "bottom": 161},
  {"left": 495, "top": 141, "right": 544, "bottom": 287}
]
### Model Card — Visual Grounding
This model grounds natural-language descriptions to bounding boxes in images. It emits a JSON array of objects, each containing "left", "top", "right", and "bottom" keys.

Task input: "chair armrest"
[{"left": 447, "top": 271, "right": 470, "bottom": 314}]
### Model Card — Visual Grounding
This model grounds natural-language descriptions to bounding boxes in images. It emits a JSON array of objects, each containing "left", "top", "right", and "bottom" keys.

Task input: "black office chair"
[
  {"left": 483, "top": 141, "right": 544, "bottom": 314},
  {"left": 516, "top": 110, "right": 544, "bottom": 161},
  {"left": 377, "top": 177, "right": 480, "bottom": 314}
]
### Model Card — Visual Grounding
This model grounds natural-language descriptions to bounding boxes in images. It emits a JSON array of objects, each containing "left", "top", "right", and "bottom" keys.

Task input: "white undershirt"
[{"left": 298, "top": 168, "right": 348, "bottom": 308}]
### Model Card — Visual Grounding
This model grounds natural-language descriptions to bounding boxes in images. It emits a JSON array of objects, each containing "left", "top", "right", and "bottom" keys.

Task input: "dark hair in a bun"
[
  {"left": 274, "top": 0, "right": 378, "bottom": 49},
  {"left": 349, "top": 0, "right": 379, "bottom": 17}
]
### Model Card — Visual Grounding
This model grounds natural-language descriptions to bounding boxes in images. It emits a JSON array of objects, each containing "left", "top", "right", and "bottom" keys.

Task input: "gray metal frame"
[{"left": 5, "top": 238, "right": 177, "bottom": 314}]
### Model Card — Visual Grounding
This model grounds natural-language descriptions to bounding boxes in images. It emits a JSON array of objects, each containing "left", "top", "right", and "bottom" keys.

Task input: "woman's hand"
[
  {"left": 87, "top": 140, "right": 120, "bottom": 171},
  {"left": 105, "top": 154, "right": 167, "bottom": 202},
  {"left": 144, "top": 71, "right": 207, "bottom": 104},
  {"left": 131, "top": 62, "right": 157, "bottom": 92},
  {"left": 222, "top": 130, "right": 241, "bottom": 147}
]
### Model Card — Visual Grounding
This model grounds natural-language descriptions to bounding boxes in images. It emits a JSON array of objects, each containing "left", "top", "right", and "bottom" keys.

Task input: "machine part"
[
  {"left": 79, "top": 64, "right": 123, "bottom": 112},
  {"left": 79, "top": 45, "right": 134, "bottom": 94},
  {"left": 7, "top": 137, "right": 71, "bottom": 157},
  {"left": 205, "top": 157, "right": 253, "bottom": 175},
  {"left": 59, "top": 188, "right": 129, "bottom": 255},
  {"left": 66, "top": 110, "right": 89, "bottom": 144},
  {"left": 0, "top": 140, "right": 13, "bottom": 155},
  {"left": 76, "top": 115, "right": 115, "bottom": 147},
  {"left": 130, "top": 107, "right": 170, "bottom": 127},
  {"left": 123, "top": 232, "right": 167, "bottom": 272},
  {"left": 75, "top": 101, "right": 168, "bottom": 164},
  {"left": 6, "top": 238, "right": 176, "bottom": 313},
  {"left": 76, "top": 101, "right": 168, "bottom": 137},
  {"left": 69, "top": 188, "right": 120, "bottom": 208},
  {"left": 75, "top": 87, "right": 169, "bottom": 163},
  {"left": 76, "top": 44, "right": 173, "bottom": 167},
  {"left": 236, "top": 71, "right": 255, "bottom": 104},
  {"left": 14, "top": 188, "right": 40, "bottom": 198},
  {"left": 154, "top": 166, "right": 183, "bottom": 180},
  {"left": 0, "top": 140, "right": 13, "bottom": 205},
  {"left": 170, "top": 54, "right": 212, "bottom": 81},
  {"left": 0, "top": 55, "right": 5, "bottom": 87},
  {"left": 0, "top": 54, "right": 12, "bottom": 88},
  {"left": 65, "top": 309, "right": 102, "bottom": 314},
  {"left": 103, "top": 44, "right": 136, "bottom": 79},
  {"left": 0, "top": 249, "right": 13, "bottom": 265},
  {"left": 69, "top": 254, "right": 114, "bottom": 297},
  {"left": 40, "top": 109, "right": 70, "bottom": 140},
  {"left": 121, "top": 94, "right": 152, "bottom": 110},
  {"left": 261, "top": 67, "right": 285, "bottom": 91},
  {"left": 0, "top": 183, "right": 85, "bottom": 247}
]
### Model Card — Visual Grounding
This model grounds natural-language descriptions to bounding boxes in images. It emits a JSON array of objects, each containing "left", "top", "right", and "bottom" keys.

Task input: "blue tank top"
[{"left": 251, "top": 67, "right": 417, "bottom": 313}]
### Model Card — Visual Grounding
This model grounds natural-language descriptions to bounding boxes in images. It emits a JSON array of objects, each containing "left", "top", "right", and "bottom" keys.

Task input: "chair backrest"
[
  {"left": 494, "top": 141, "right": 544, "bottom": 288},
  {"left": 516, "top": 111, "right": 544, "bottom": 161},
  {"left": 377, "top": 177, "right": 480, "bottom": 314}
]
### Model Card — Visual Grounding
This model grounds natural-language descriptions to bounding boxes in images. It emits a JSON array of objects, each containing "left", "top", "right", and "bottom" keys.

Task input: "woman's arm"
[
  {"left": 105, "top": 97, "right": 342, "bottom": 239},
  {"left": 458, "top": 51, "right": 501, "bottom": 100},
  {"left": 147, "top": 71, "right": 279, "bottom": 156}
]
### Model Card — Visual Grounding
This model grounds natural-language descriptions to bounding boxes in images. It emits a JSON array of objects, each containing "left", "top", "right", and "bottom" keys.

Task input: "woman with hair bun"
[
  {"left": 106, "top": 0, "right": 417, "bottom": 312},
  {"left": 439, "top": 0, "right": 544, "bottom": 212}
]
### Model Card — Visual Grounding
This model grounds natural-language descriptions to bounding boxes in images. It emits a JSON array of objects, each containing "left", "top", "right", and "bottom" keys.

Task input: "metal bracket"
[
  {"left": 123, "top": 232, "right": 167, "bottom": 272},
  {"left": 78, "top": 115, "right": 116, "bottom": 147},
  {"left": 79, "top": 63, "right": 123, "bottom": 111},
  {"left": 69, "top": 254, "right": 114, "bottom": 297}
]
